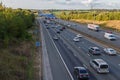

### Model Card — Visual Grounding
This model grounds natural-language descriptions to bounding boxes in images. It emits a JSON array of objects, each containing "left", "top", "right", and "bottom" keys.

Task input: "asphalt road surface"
[
  {"left": 56, "top": 19, "right": 120, "bottom": 48},
  {"left": 40, "top": 18, "right": 120, "bottom": 80}
]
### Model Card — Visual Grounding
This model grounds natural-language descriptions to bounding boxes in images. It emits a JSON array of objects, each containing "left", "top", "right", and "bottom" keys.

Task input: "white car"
[
  {"left": 67, "top": 24, "right": 71, "bottom": 27},
  {"left": 103, "top": 48, "right": 117, "bottom": 55},
  {"left": 53, "top": 36, "right": 59, "bottom": 40},
  {"left": 76, "top": 34, "right": 82, "bottom": 38},
  {"left": 73, "top": 37, "right": 80, "bottom": 42},
  {"left": 104, "top": 32, "right": 116, "bottom": 40}
]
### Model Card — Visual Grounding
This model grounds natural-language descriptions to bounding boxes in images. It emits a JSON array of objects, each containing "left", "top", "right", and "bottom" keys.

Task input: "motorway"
[
  {"left": 39, "top": 19, "right": 71, "bottom": 80},
  {"left": 55, "top": 19, "right": 120, "bottom": 49},
  {"left": 39, "top": 18, "right": 120, "bottom": 80}
]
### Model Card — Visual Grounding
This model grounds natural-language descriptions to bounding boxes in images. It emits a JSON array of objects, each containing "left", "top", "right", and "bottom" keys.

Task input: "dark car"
[
  {"left": 62, "top": 27, "right": 66, "bottom": 29},
  {"left": 89, "top": 47, "right": 101, "bottom": 55},
  {"left": 59, "top": 28, "right": 63, "bottom": 31},
  {"left": 74, "top": 67, "right": 89, "bottom": 80},
  {"left": 46, "top": 26, "right": 49, "bottom": 29},
  {"left": 56, "top": 30, "right": 60, "bottom": 34}
]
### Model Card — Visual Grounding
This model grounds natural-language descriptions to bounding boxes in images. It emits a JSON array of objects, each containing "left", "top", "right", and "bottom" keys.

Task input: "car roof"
[
  {"left": 77, "top": 34, "right": 81, "bottom": 35},
  {"left": 93, "top": 59, "right": 107, "bottom": 64},
  {"left": 106, "top": 48, "right": 114, "bottom": 50},
  {"left": 74, "top": 67, "right": 86, "bottom": 70},
  {"left": 91, "top": 47, "right": 99, "bottom": 49},
  {"left": 74, "top": 37, "right": 79, "bottom": 39}
]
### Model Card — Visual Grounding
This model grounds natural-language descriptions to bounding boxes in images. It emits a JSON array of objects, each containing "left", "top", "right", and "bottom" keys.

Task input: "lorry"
[
  {"left": 104, "top": 32, "right": 116, "bottom": 40},
  {"left": 88, "top": 24, "right": 99, "bottom": 31}
]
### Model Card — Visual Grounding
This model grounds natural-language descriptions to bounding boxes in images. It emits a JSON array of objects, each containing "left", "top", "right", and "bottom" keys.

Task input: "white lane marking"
[
  {"left": 73, "top": 54, "right": 77, "bottom": 57},
  {"left": 46, "top": 29, "right": 74, "bottom": 80},
  {"left": 87, "top": 53, "right": 90, "bottom": 56},
  {"left": 83, "top": 64, "right": 88, "bottom": 69}
]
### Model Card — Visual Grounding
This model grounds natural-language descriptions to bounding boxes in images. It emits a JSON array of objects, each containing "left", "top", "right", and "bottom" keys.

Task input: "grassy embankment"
[
  {"left": 71, "top": 19, "right": 120, "bottom": 32},
  {"left": 53, "top": 10, "right": 120, "bottom": 32},
  {"left": 0, "top": 24, "right": 38, "bottom": 80}
]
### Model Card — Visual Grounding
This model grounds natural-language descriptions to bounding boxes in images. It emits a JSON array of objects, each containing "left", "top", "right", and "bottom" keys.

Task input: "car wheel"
[{"left": 77, "top": 75, "right": 79, "bottom": 78}]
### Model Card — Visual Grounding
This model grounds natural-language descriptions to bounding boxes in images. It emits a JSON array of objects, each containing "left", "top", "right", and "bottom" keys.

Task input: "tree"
[{"left": 0, "top": 4, "right": 35, "bottom": 47}]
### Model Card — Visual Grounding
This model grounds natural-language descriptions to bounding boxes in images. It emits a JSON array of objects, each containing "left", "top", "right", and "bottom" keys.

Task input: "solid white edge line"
[
  {"left": 83, "top": 64, "right": 88, "bottom": 69},
  {"left": 46, "top": 29, "right": 74, "bottom": 80}
]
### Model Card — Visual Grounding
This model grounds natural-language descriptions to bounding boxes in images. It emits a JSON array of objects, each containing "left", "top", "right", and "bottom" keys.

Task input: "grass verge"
[
  {"left": 0, "top": 25, "right": 37, "bottom": 80},
  {"left": 71, "top": 19, "right": 120, "bottom": 32}
]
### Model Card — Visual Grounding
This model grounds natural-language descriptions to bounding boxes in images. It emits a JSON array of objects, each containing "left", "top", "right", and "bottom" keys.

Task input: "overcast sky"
[{"left": 1, "top": 0, "right": 120, "bottom": 9}]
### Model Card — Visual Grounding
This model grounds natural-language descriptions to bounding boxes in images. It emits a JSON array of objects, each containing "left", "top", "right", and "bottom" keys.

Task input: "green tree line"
[
  {"left": 55, "top": 11, "right": 120, "bottom": 21},
  {"left": 0, "top": 3, "right": 35, "bottom": 47}
]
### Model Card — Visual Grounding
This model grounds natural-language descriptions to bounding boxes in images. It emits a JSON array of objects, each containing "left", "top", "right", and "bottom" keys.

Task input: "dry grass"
[
  {"left": 71, "top": 19, "right": 120, "bottom": 31},
  {"left": 0, "top": 41, "right": 34, "bottom": 80},
  {"left": 33, "top": 21, "right": 42, "bottom": 80}
]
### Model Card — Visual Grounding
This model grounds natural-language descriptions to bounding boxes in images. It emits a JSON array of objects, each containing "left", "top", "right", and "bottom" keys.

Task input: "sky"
[{"left": 1, "top": 0, "right": 120, "bottom": 9}]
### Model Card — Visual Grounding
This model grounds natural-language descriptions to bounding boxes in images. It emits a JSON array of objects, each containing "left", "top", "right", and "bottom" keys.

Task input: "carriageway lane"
[
  {"left": 48, "top": 28, "right": 97, "bottom": 80},
  {"left": 40, "top": 19, "right": 71, "bottom": 80},
  {"left": 56, "top": 19, "right": 120, "bottom": 48},
  {"left": 60, "top": 28, "right": 120, "bottom": 80}
]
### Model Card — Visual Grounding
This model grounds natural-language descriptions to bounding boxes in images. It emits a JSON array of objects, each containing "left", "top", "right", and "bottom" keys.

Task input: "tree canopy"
[
  {"left": 54, "top": 10, "right": 120, "bottom": 21},
  {"left": 0, "top": 4, "right": 35, "bottom": 47}
]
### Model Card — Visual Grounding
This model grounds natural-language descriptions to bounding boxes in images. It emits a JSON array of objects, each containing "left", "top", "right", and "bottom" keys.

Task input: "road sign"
[{"left": 36, "top": 42, "right": 40, "bottom": 47}]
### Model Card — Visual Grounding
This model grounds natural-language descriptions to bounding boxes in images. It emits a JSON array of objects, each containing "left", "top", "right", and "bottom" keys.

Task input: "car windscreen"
[
  {"left": 100, "top": 65, "right": 108, "bottom": 68},
  {"left": 80, "top": 69, "right": 87, "bottom": 73},
  {"left": 109, "top": 49, "right": 114, "bottom": 52},
  {"left": 95, "top": 49, "right": 100, "bottom": 51},
  {"left": 109, "top": 35, "right": 115, "bottom": 37},
  {"left": 96, "top": 27, "right": 99, "bottom": 29}
]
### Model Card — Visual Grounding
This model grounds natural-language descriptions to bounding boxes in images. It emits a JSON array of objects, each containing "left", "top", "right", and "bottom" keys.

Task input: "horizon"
[{"left": 1, "top": 0, "right": 120, "bottom": 10}]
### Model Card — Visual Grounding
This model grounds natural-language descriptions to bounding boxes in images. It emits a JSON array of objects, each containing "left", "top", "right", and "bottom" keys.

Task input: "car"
[
  {"left": 45, "top": 24, "right": 48, "bottom": 26},
  {"left": 73, "top": 37, "right": 80, "bottom": 42},
  {"left": 67, "top": 24, "right": 71, "bottom": 27},
  {"left": 56, "top": 30, "right": 60, "bottom": 34},
  {"left": 74, "top": 67, "right": 89, "bottom": 80},
  {"left": 89, "top": 47, "right": 101, "bottom": 55},
  {"left": 103, "top": 48, "right": 117, "bottom": 55},
  {"left": 62, "top": 27, "right": 66, "bottom": 29},
  {"left": 104, "top": 32, "right": 116, "bottom": 40},
  {"left": 90, "top": 59, "right": 109, "bottom": 73},
  {"left": 51, "top": 26, "right": 55, "bottom": 28},
  {"left": 76, "top": 34, "right": 82, "bottom": 38},
  {"left": 55, "top": 26, "right": 58, "bottom": 28},
  {"left": 59, "top": 28, "right": 63, "bottom": 31},
  {"left": 53, "top": 36, "right": 59, "bottom": 40},
  {"left": 46, "top": 27, "right": 49, "bottom": 29}
]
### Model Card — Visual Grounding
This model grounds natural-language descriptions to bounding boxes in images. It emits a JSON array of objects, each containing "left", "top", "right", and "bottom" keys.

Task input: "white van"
[
  {"left": 88, "top": 24, "right": 99, "bottom": 31},
  {"left": 90, "top": 59, "right": 109, "bottom": 73},
  {"left": 104, "top": 32, "right": 116, "bottom": 40}
]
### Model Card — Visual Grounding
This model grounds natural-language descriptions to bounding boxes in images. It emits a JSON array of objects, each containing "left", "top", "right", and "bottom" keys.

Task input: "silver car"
[
  {"left": 53, "top": 36, "right": 59, "bottom": 40},
  {"left": 76, "top": 34, "right": 82, "bottom": 38},
  {"left": 103, "top": 48, "right": 116, "bottom": 55},
  {"left": 73, "top": 37, "right": 80, "bottom": 42}
]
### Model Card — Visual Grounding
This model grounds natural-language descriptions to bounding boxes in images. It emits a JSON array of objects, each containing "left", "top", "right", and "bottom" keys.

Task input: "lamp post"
[
  {"left": 90, "top": 3, "right": 95, "bottom": 24},
  {"left": 116, "top": 4, "right": 119, "bottom": 32}
]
